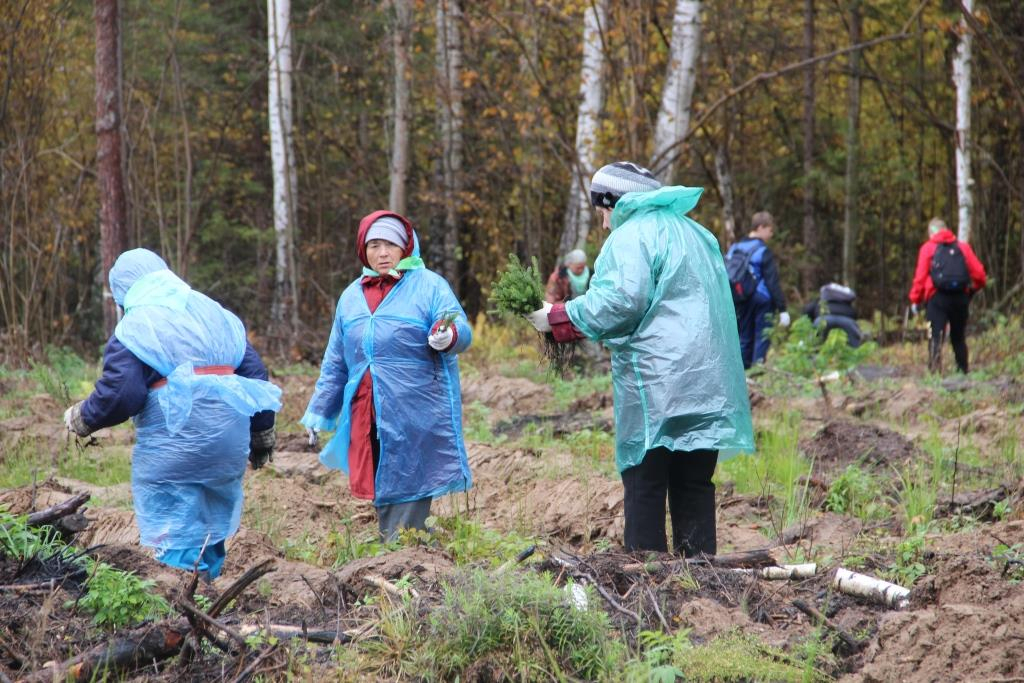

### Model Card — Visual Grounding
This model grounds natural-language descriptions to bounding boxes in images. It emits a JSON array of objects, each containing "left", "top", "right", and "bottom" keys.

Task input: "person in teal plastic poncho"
[
  {"left": 526, "top": 162, "right": 754, "bottom": 556},
  {"left": 63, "top": 249, "right": 282, "bottom": 580},
  {"left": 301, "top": 211, "right": 473, "bottom": 541}
]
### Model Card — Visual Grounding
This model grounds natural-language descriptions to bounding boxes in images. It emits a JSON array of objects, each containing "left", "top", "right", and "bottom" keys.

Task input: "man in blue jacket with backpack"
[{"left": 727, "top": 211, "right": 789, "bottom": 369}]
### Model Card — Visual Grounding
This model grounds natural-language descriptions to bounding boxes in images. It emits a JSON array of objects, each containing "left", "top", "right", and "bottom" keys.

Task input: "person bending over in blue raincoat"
[
  {"left": 63, "top": 249, "right": 282, "bottom": 580},
  {"left": 526, "top": 162, "right": 754, "bottom": 556},
  {"left": 301, "top": 211, "right": 473, "bottom": 542}
]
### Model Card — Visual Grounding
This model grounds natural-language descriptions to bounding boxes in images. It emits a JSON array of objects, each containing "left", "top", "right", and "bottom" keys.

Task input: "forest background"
[{"left": 2, "top": 0, "right": 1023, "bottom": 360}]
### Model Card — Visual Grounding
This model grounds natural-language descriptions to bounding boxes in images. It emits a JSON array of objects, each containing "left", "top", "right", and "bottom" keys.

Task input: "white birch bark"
[
  {"left": 268, "top": 0, "right": 299, "bottom": 329},
  {"left": 436, "top": 0, "right": 463, "bottom": 291},
  {"left": 651, "top": 0, "right": 702, "bottom": 183},
  {"left": 953, "top": 0, "right": 974, "bottom": 243},
  {"left": 389, "top": 0, "right": 412, "bottom": 215},
  {"left": 842, "top": 0, "right": 862, "bottom": 286},
  {"left": 833, "top": 568, "right": 910, "bottom": 609},
  {"left": 735, "top": 564, "right": 817, "bottom": 580},
  {"left": 558, "top": 0, "right": 607, "bottom": 257}
]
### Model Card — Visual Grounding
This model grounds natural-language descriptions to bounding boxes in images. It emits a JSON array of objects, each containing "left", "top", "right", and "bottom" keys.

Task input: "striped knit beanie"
[{"left": 589, "top": 161, "right": 662, "bottom": 209}]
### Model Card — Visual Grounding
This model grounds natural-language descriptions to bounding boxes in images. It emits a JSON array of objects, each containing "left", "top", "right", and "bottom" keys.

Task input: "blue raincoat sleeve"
[
  {"left": 431, "top": 284, "right": 472, "bottom": 354},
  {"left": 300, "top": 298, "right": 350, "bottom": 432},
  {"left": 236, "top": 342, "right": 275, "bottom": 433},
  {"left": 564, "top": 225, "right": 656, "bottom": 342}
]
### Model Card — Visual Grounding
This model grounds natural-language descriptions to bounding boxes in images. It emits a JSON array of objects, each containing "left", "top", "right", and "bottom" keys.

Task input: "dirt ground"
[{"left": 1, "top": 362, "right": 1023, "bottom": 681}]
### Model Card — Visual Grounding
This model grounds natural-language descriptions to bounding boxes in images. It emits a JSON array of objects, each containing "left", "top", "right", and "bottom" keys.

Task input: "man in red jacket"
[{"left": 908, "top": 217, "right": 986, "bottom": 373}]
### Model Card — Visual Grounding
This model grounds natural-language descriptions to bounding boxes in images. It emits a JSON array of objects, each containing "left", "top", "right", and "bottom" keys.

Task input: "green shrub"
[
  {"left": 72, "top": 561, "right": 169, "bottom": 628},
  {"left": 418, "top": 570, "right": 623, "bottom": 681}
]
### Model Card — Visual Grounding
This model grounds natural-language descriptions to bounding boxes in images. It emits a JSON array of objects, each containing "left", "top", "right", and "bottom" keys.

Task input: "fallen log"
[
  {"left": 622, "top": 548, "right": 777, "bottom": 572},
  {"left": 833, "top": 568, "right": 909, "bottom": 609},
  {"left": 24, "top": 492, "right": 90, "bottom": 527},
  {"left": 735, "top": 563, "right": 817, "bottom": 580},
  {"left": 21, "top": 621, "right": 189, "bottom": 683}
]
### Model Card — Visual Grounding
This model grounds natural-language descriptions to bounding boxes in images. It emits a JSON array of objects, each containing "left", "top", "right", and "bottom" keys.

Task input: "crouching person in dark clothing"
[
  {"left": 802, "top": 283, "right": 864, "bottom": 347},
  {"left": 63, "top": 249, "right": 281, "bottom": 580}
]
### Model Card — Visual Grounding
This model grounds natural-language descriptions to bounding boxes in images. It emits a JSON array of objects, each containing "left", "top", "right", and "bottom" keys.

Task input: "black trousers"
[
  {"left": 926, "top": 290, "right": 970, "bottom": 373},
  {"left": 621, "top": 447, "right": 718, "bottom": 556}
]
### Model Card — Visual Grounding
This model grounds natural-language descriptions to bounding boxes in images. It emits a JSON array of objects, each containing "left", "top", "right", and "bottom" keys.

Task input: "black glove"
[{"left": 249, "top": 427, "right": 276, "bottom": 470}]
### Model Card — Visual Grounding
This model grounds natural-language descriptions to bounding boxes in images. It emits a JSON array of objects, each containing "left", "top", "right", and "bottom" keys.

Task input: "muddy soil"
[{"left": 801, "top": 419, "right": 922, "bottom": 476}]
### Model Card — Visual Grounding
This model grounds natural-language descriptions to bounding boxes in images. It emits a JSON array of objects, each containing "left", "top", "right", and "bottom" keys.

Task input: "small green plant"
[
  {"left": 73, "top": 561, "right": 170, "bottom": 628},
  {"left": 993, "top": 499, "right": 1013, "bottom": 522},
  {"left": 770, "top": 317, "right": 876, "bottom": 416},
  {"left": 489, "top": 254, "right": 545, "bottom": 317},
  {"left": 825, "top": 465, "right": 887, "bottom": 520},
  {"left": 327, "top": 520, "right": 395, "bottom": 567},
  {"left": 992, "top": 543, "right": 1024, "bottom": 582},
  {"left": 488, "top": 254, "right": 575, "bottom": 373},
  {"left": 424, "top": 515, "right": 538, "bottom": 567},
  {"left": 888, "top": 532, "right": 927, "bottom": 586}
]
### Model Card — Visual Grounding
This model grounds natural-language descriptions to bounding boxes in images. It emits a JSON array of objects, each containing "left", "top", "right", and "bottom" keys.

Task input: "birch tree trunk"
[
  {"left": 94, "top": 0, "right": 128, "bottom": 336},
  {"left": 801, "top": 0, "right": 818, "bottom": 289},
  {"left": 389, "top": 0, "right": 412, "bottom": 215},
  {"left": 842, "top": 0, "right": 862, "bottom": 286},
  {"left": 268, "top": 0, "right": 299, "bottom": 335},
  {"left": 953, "top": 0, "right": 974, "bottom": 243},
  {"left": 651, "top": 0, "right": 702, "bottom": 183},
  {"left": 714, "top": 140, "right": 737, "bottom": 247},
  {"left": 436, "top": 0, "right": 463, "bottom": 292},
  {"left": 558, "top": 0, "right": 607, "bottom": 258}
]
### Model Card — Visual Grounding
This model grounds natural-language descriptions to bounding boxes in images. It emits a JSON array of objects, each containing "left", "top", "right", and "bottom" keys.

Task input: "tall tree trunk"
[
  {"left": 268, "top": 0, "right": 299, "bottom": 337},
  {"left": 714, "top": 140, "right": 737, "bottom": 247},
  {"left": 842, "top": 0, "right": 862, "bottom": 286},
  {"left": 436, "top": 0, "right": 463, "bottom": 292},
  {"left": 953, "top": 0, "right": 974, "bottom": 243},
  {"left": 801, "top": 0, "right": 818, "bottom": 289},
  {"left": 558, "top": 0, "right": 607, "bottom": 258},
  {"left": 94, "top": 0, "right": 128, "bottom": 336},
  {"left": 651, "top": 0, "right": 702, "bottom": 183},
  {"left": 389, "top": 0, "right": 412, "bottom": 215}
]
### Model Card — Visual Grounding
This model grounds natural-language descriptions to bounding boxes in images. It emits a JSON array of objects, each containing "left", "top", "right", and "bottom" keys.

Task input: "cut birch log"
[
  {"left": 833, "top": 567, "right": 910, "bottom": 609},
  {"left": 735, "top": 563, "right": 817, "bottom": 580}
]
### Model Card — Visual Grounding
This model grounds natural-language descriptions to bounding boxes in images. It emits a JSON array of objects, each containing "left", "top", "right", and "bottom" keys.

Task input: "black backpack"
[
  {"left": 725, "top": 244, "right": 763, "bottom": 303},
  {"left": 930, "top": 242, "right": 970, "bottom": 292}
]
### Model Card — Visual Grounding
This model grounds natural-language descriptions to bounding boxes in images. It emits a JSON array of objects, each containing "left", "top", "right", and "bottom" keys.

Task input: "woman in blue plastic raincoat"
[
  {"left": 526, "top": 162, "right": 754, "bottom": 556},
  {"left": 301, "top": 211, "right": 472, "bottom": 541},
  {"left": 63, "top": 249, "right": 282, "bottom": 579}
]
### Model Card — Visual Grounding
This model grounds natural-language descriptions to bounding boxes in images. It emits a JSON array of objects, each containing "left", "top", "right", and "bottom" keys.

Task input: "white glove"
[
  {"left": 63, "top": 405, "right": 75, "bottom": 432},
  {"left": 778, "top": 311, "right": 791, "bottom": 328},
  {"left": 525, "top": 301, "right": 553, "bottom": 332},
  {"left": 910, "top": 303, "right": 919, "bottom": 316},
  {"left": 306, "top": 427, "right": 319, "bottom": 448},
  {"left": 428, "top": 326, "right": 455, "bottom": 351}
]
